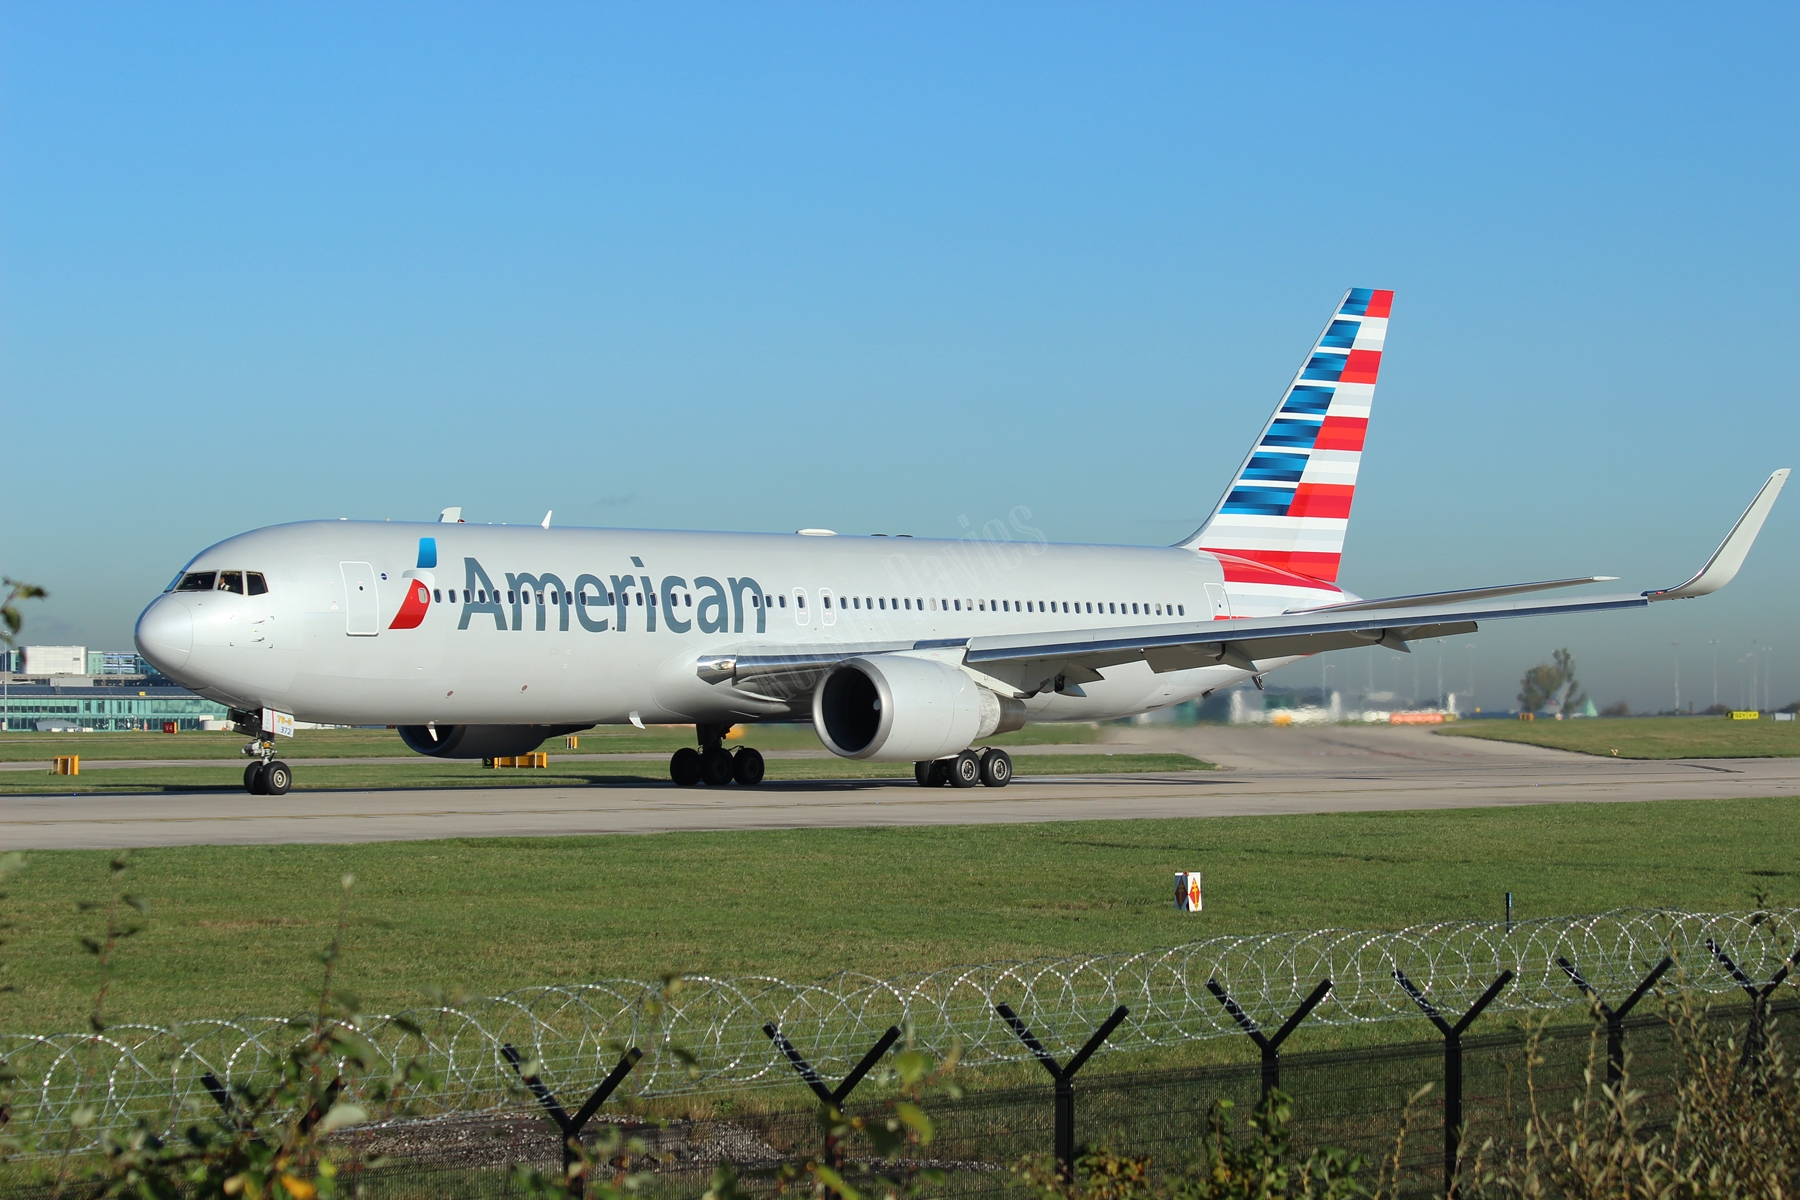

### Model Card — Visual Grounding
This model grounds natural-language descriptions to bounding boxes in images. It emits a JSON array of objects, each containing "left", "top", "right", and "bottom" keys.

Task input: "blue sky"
[{"left": 3, "top": 4, "right": 1795, "bottom": 711}]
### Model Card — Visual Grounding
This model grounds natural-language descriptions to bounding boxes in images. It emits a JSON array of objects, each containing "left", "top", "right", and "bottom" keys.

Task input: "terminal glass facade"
[{"left": 0, "top": 686, "right": 231, "bottom": 731}]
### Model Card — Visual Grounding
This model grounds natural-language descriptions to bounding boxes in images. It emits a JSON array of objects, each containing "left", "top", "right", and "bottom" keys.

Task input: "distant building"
[
  {"left": 19, "top": 645, "right": 85, "bottom": 675},
  {"left": 0, "top": 683, "right": 231, "bottom": 732},
  {"left": 5, "top": 647, "right": 159, "bottom": 680}
]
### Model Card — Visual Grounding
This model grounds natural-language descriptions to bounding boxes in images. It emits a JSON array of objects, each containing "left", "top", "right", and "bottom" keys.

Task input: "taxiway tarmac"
[{"left": 2, "top": 724, "right": 1795, "bottom": 849}]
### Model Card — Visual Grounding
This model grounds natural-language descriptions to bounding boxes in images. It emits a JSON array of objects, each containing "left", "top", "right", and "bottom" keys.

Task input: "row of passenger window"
[
  {"left": 435, "top": 588, "right": 1186, "bottom": 618},
  {"left": 174, "top": 571, "right": 269, "bottom": 596},
  {"left": 416, "top": 587, "right": 1187, "bottom": 622},
  {"left": 819, "top": 595, "right": 1186, "bottom": 617}
]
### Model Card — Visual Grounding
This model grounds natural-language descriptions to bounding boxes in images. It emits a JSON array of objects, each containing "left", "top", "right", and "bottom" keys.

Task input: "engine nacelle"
[
  {"left": 812, "top": 656, "right": 1026, "bottom": 761},
  {"left": 395, "top": 724, "right": 585, "bottom": 759}
]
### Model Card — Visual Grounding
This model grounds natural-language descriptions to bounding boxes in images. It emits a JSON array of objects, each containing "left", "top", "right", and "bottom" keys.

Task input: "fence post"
[
  {"left": 994, "top": 1003, "right": 1129, "bottom": 1180},
  {"left": 763, "top": 1023, "right": 902, "bottom": 1178},
  {"left": 1556, "top": 955, "right": 1673, "bottom": 1086},
  {"left": 198, "top": 1072, "right": 259, "bottom": 1138},
  {"left": 501, "top": 1043, "right": 643, "bottom": 1199},
  {"left": 1205, "top": 977, "right": 1332, "bottom": 1100},
  {"left": 1394, "top": 969, "right": 1513, "bottom": 1200},
  {"left": 1706, "top": 938, "right": 1800, "bottom": 1074}
]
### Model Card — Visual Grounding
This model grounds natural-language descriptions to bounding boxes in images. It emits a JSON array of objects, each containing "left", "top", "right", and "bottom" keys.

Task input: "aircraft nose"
[{"left": 135, "top": 596, "right": 193, "bottom": 674}]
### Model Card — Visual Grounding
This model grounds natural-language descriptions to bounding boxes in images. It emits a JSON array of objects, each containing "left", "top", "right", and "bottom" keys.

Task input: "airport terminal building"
[
  {"left": 0, "top": 684, "right": 231, "bottom": 732},
  {"left": 1, "top": 646, "right": 231, "bottom": 731}
]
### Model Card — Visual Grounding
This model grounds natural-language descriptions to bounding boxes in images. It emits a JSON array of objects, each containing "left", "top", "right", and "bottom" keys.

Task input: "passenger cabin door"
[
  {"left": 1204, "top": 582, "right": 1231, "bottom": 620},
  {"left": 341, "top": 562, "right": 379, "bottom": 636}
]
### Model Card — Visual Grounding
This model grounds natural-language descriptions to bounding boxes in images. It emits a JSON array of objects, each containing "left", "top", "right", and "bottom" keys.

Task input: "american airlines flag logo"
[{"left": 1197, "top": 288, "right": 1393, "bottom": 586}]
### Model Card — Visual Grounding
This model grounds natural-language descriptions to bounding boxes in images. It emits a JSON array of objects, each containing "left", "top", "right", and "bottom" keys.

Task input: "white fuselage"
[{"left": 135, "top": 521, "right": 1346, "bottom": 729}]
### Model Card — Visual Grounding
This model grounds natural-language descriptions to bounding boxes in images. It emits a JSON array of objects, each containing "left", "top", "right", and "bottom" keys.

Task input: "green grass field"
[
  {"left": 0, "top": 720, "right": 1101, "bottom": 763},
  {"left": 1438, "top": 715, "right": 1800, "bottom": 758},
  {"left": 0, "top": 752, "right": 1203, "bottom": 794},
  {"left": 3, "top": 797, "right": 1794, "bottom": 1035}
]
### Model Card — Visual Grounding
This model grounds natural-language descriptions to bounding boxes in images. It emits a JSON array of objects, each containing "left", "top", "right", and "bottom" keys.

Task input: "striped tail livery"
[{"left": 1181, "top": 287, "right": 1392, "bottom": 615}]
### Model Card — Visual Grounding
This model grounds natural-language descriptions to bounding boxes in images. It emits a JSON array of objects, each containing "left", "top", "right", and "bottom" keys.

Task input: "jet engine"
[
  {"left": 396, "top": 724, "right": 586, "bottom": 759},
  {"left": 812, "top": 656, "right": 1026, "bottom": 761}
]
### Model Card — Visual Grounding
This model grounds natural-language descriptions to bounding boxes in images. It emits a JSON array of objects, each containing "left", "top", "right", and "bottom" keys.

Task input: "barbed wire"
[{"left": 5, "top": 907, "right": 1795, "bottom": 1151}]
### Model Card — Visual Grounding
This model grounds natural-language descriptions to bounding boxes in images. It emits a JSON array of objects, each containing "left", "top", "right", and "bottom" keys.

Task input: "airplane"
[{"left": 133, "top": 288, "right": 1789, "bottom": 796}]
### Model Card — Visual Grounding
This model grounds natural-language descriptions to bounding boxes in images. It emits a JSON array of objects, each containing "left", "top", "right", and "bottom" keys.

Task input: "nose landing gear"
[
  {"left": 669, "top": 723, "right": 765, "bottom": 787},
  {"left": 240, "top": 736, "right": 292, "bottom": 796}
]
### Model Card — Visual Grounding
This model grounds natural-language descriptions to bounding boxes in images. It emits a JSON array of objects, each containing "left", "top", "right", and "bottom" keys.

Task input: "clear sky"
[{"left": 3, "top": 4, "right": 1795, "bottom": 712}]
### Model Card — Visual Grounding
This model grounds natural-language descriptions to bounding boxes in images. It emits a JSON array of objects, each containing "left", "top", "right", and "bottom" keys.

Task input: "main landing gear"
[
  {"left": 670, "top": 723, "right": 765, "bottom": 787},
  {"left": 241, "top": 738, "right": 292, "bottom": 796},
  {"left": 914, "top": 747, "right": 1012, "bottom": 788}
]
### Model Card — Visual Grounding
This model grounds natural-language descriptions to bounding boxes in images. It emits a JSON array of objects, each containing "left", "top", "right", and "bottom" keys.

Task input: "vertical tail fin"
[{"left": 1180, "top": 287, "right": 1392, "bottom": 584}]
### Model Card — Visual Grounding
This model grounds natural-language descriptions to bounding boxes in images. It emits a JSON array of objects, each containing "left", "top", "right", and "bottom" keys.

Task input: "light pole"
[
  {"left": 1709, "top": 639, "right": 1719, "bottom": 711},
  {"left": 1672, "top": 642, "right": 1680, "bottom": 715}
]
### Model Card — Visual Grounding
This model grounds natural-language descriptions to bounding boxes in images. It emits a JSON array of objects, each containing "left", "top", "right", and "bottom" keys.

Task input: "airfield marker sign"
[{"left": 1175, "top": 871, "right": 1202, "bottom": 912}]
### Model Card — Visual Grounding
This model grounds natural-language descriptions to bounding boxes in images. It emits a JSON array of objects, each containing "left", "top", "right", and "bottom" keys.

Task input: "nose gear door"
[{"left": 341, "top": 562, "right": 380, "bottom": 636}]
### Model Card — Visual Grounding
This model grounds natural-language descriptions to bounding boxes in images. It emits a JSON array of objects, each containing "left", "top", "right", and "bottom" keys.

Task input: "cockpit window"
[
  {"left": 247, "top": 572, "right": 268, "bottom": 596},
  {"left": 176, "top": 572, "right": 216, "bottom": 592},
  {"left": 217, "top": 571, "right": 245, "bottom": 594}
]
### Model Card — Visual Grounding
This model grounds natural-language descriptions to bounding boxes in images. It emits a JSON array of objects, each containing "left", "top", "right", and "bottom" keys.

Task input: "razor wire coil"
[{"left": 5, "top": 907, "right": 1796, "bottom": 1152}]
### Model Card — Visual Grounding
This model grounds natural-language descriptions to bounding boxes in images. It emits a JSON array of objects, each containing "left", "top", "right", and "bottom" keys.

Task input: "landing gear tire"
[
  {"left": 948, "top": 750, "right": 981, "bottom": 788},
  {"left": 732, "top": 747, "right": 765, "bottom": 786},
  {"left": 922, "top": 760, "right": 950, "bottom": 787},
  {"left": 669, "top": 747, "right": 703, "bottom": 786},
  {"left": 979, "top": 748, "right": 1013, "bottom": 788},
  {"left": 244, "top": 763, "right": 267, "bottom": 794},
  {"left": 263, "top": 761, "right": 292, "bottom": 796},
  {"left": 699, "top": 747, "right": 735, "bottom": 787},
  {"left": 914, "top": 761, "right": 933, "bottom": 786}
]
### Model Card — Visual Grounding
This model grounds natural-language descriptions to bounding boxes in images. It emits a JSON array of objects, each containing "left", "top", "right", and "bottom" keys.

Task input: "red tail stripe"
[
  {"left": 1339, "top": 349, "right": 1382, "bottom": 384},
  {"left": 1288, "top": 483, "right": 1355, "bottom": 519},
  {"left": 1365, "top": 290, "right": 1394, "bottom": 319},
  {"left": 1311, "top": 417, "right": 1367, "bottom": 452}
]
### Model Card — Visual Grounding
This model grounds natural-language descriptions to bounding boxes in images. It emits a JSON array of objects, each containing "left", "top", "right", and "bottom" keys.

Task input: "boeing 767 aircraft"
[{"left": 134, "top": 289, "right": 1788, "bottom": 795}]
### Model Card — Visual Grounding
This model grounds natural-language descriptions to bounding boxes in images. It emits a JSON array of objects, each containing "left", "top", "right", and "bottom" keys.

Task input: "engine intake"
[
  {"left": 812, "top": 656, "right": 1026, "bottom": 761},
  {"left": 396, "top": 724, "right": 585, "bottom": 759}
]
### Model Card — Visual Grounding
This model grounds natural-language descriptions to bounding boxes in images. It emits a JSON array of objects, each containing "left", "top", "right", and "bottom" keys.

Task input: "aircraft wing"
[
  {"left": 1645, "top": 468, "right": 1788, "bottom": 600},
  {"left": 700, "top": 470, "right": 1787, "bottom": 701},
  {"left": 961, "top": 469, "right": 1789, "bottom": 695},
  {"left": 958, "top": 590, "right": 1646, "bottom": 695}
]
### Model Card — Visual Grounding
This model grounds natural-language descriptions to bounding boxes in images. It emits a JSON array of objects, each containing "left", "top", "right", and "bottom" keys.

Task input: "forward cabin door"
[{"left": 341, "top": 562, "right": 380, "bottom": 636}]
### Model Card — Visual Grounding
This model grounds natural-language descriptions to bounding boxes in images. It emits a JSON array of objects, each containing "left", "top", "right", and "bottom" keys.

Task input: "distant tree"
[
  {"left": 1703, "top": 703, "right": 1732, "bottom": 716},
  {"left": 1518, "top": 648, "right": 1587, "bottom": 714},
  {"left": 1601, "top": 700, "right": 1630, "bottom": 717}
]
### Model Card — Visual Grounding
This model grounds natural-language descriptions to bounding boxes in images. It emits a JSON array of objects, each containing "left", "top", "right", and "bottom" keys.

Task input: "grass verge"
[
  {"left": 1437, "top": 715, "right": 1800, "bottom": 758},
  {"left": 3, "top": 796, "right": 1796, "bottom": 1036}
]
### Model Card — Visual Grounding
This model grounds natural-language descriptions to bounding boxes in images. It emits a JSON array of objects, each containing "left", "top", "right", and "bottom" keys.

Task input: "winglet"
[{"left": 1646, "top": 469, "right": 1789, "bottom": 601}]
